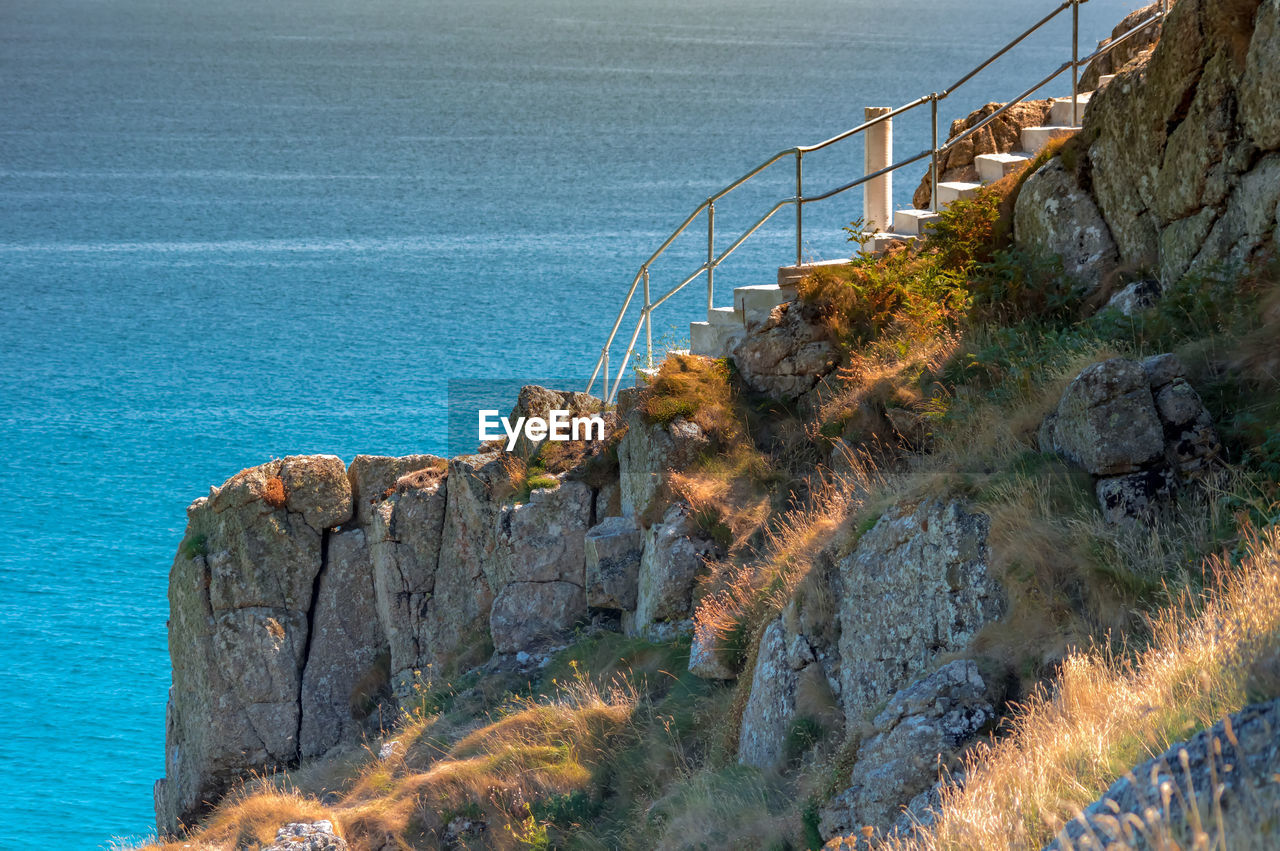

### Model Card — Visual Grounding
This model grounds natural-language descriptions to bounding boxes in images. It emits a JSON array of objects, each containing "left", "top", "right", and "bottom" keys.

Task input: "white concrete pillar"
[{"left": 863, "top": 106, "right": 893, "bottom": 232}]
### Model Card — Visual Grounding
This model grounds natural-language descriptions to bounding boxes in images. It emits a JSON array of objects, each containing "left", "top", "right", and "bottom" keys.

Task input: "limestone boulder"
[
  {"left": 731, "top": 301, "right": 836, "bottom": 401},
  {"left": 584, "top": 515, "right": 642, "bottom": 610},
  {"left": 1044, "top": 357, "right": 1164, "bottom": 476},
  {"left": 1044, "top": 697, "right": 1280, "bottom": 850},
  {"left": 836, "top": 500, "right": 1003, "bottom": 727},
  {"left": 1014, "top": 159, "right": 1118, "bottom": 287},
  {"left": 631, "top": 502, "right": 719, "bottom": 637},
  {"left": 819, "top": 661, "right": 997, "bottom": 841}
]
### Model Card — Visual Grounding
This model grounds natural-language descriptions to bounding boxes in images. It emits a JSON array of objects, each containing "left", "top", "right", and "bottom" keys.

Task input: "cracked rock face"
[
  {"left": 836, "top": 500, "right": 1004, "bottom": 729},
  {"left": 155, "top": 455, "right": 352, "bottom": 835},
  {"left": 1082, "top": 0, "right": 1280, "bottom": 283},
  {"left": 819, "top": 660, "right": 997, "bottom": 842}
]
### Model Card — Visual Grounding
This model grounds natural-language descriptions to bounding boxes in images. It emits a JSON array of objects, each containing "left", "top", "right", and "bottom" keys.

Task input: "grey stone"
[
  {"left": 632, "top": 502, "right": 719, "bottom": 636},
  {"left": 737, "top": 619, "right": 799, "bottom": 770},
  {"left": 1095, "top": 467, "right": 1178, "bottom": 523},
  {"left": 731, "top": 301, "right": 836, "bottom": 401},
  {"left": 584, "top": 515, "right": 642, "bottom": 610},
  {"left": 819, "top": 661, "right": 996, "bottom": 840},
  {"left": 300, "top": 529, "right": 389, "bottom": 758},
  {"left": 616, "top": 409, "right": 709, "bottom": 520},
  {"left": 1049, "top": 358, "right": 1165, "bottom": 476},
  {"left": 1105, "top": 279, "right": 1163, "bottom": 316},
  {"left": 1044, "top": 697, "right": 1280, "bottom": 850},
  {"left": 347, "top": 454, "right": 443, "bottom": 529},
  {"left": 490, "top": 581, "right": 586, "bottom": 654},
  {"left": 1014, "top": 159, "right": 1118, "bottom": 288},
  {"left": 264, "top": 821, "right": 349, "bottom": 851},
  {"left": 836, "top": 500, "right": 1003, "bottom": 729},
  {"left": 688, "top": 619, "right": 737, "bottom": 680}
]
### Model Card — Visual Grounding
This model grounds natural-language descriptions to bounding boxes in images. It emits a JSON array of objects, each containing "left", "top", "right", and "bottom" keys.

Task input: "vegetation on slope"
[{"left": 141, "top": 148, "right": 1280, "bottom": 850}]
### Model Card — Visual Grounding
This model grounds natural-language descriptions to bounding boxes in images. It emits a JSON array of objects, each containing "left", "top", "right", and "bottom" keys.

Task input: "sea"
[{"left": 0, "top": 0, "right": 1143, "bottom": 845}]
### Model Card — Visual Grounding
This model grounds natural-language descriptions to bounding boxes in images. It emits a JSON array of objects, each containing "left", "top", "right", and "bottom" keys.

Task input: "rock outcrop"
[
  {"left": 731, "top": 301, "right": 837, "bottom": 401},
  {"left": 819, "top": 661, "right": 998, "bottom": 841},
  {"left": 836, "top": 500, "right": 1004, "bottom": 728},
  {"left": 156, "top": 455, "right": 355, "bottom": 834},
  {"left": 1014, "top": 158, "right": 1118, "bottom": 286},
  {"left": 157, "top": 393, "right": 622, "bottom": 833},
  {"left": 616, "top": 391, "right": 710, "bottom": 521},
  {"left": 1062, "top": 0, "right": 1280, "bottom": 284},
  {"left": 1078, "top": 3, "right": 1164, "bottom": 91},
  {"left": 1044, "top": 697, "right": 1280, "bottom": 850},
  {"left": 1041, "top": 355, "right": 1221, "bottom": 521},
  {"left": 630, "top": 502, "right": 720, "bottom": 638}
]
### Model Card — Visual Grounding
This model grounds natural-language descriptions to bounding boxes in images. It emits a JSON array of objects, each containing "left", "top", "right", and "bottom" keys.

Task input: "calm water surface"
[{"left": 0, "top": 0, "right": 1141, "bottom": 844}]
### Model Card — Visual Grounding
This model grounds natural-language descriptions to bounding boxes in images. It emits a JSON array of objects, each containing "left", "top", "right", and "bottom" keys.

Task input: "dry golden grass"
[
  {"left": 141, "top": 674, "right": 637, "bottom": 851},
  {"left": 141, "top": 788, "right": 337, "bottom": 851},
  {"left": 874, "top": 526, "right": 1280, "bottom": 851}
]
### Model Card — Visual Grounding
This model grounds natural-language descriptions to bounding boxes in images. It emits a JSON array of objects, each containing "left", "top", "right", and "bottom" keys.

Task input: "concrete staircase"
[
  {"left": 856, "top": 89, "right": 1093, "bottom": 257},
  {"left": 687, "top": 90, "right": 1097, "bottom": 359}
]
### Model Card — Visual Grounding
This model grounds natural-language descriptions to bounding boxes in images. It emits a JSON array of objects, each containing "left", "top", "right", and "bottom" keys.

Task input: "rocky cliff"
[{"left": 1016, "top": 0, "right": 1280, "bottom": 286}]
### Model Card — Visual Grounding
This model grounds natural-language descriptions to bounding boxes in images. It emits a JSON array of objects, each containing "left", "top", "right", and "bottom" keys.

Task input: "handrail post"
[
  {"left": 706, "top": 201, "right": 715, "bottom": 311},
  {"left": 603, "top": 350, "right": 610, "bottom": 403},
  {"left": 795, "top": 150, "right": 803, "bottom": 265},
  {"left": 930, "top": 94, "right": 940, "bottom": 213},
  {"left": 643, "top": 266, "right": 652, "bottom": 368},
  {"left": 1071, "top": 0, "right": 1079, "bottom": 125}
]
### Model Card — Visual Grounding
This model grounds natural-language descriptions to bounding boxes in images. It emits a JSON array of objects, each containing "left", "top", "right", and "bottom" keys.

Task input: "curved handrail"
[{"left": 587, "top": 0, "right": 1171, "bottom": 404}]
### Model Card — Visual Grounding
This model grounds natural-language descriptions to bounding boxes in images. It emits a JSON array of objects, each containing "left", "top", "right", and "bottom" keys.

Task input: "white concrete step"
[
  {"left": 689, "top": 321, "right": 743, "bottom": 358},
  {"left": 733, "top": 283, "right": 797, "bottom": 317},
  {"left": 1049, "top": 93, "right": 1092, "bottom": 126},
  {"left": 707, "top": 305, "right": 744, "bottom": 326},
  {"left": 893, "top": 208, "right": 941, "bottom": 236},
  {"left": 1021, "top": 125, "right": 1079, "bottom": 154},
  {"left": 777, "top": 258, "right": 853, "bottom": 286},
  {"left": 974, "top": 151, "right": 1033, "bottom": 183},
  {"left": 865, "top": 232, "right": 917, "bottom": 254},
  {"left": 1098, "top": 74, "right": 1116, "bottom": 88},
  {"left": 937, "top": 181, "right": 982, "bottom": 206}
]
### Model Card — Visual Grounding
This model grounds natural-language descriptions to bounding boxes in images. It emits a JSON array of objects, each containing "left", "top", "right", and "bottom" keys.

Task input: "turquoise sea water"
[{"left": 0, "top": 0, "right": 1141, "bottom": 845}]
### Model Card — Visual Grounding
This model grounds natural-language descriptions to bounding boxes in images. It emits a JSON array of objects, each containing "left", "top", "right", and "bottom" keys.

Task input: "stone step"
[
  {"left": 974, "top": 151, "right": 1033, "bottom": 183},
  {"left": 865, "top": 232, "right": 917, "bottom": 254},
  {"left": 689, "top": 320, "right": 743, "bottom": 358},
  {"left": 707, "top": 305, "right": 744, "bottom": 326},
  {"left": 1021, "top": 125, "right": 1079, "bottom": 154},
  {"left": 733, "top": 283, "right": 797, "bottom": 317},
  {"left": 893, "top": 208, "right": 941, "bottom": 236},
  {"left": 777, "top": 258, "right": 853, "bottom": 286},
  {"left": 937, "top": 181, "right": 982, "bottom": 206},
  {"left": 1098, "top": 73, "right": 1117, "bottom": 87},
  {"left": 1049, "top": 93, "right": 1092, "bottom": 126}
]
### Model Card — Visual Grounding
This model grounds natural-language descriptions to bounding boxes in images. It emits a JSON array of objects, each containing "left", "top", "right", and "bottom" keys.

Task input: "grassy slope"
[{"left": 137, "top": 154, "right": 1280, "bottom": 850}]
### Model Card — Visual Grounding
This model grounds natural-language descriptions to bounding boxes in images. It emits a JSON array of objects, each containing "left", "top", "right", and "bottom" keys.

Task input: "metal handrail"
[{"left": 587, "top": 0, "right": 1171, "bottom": 404}]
